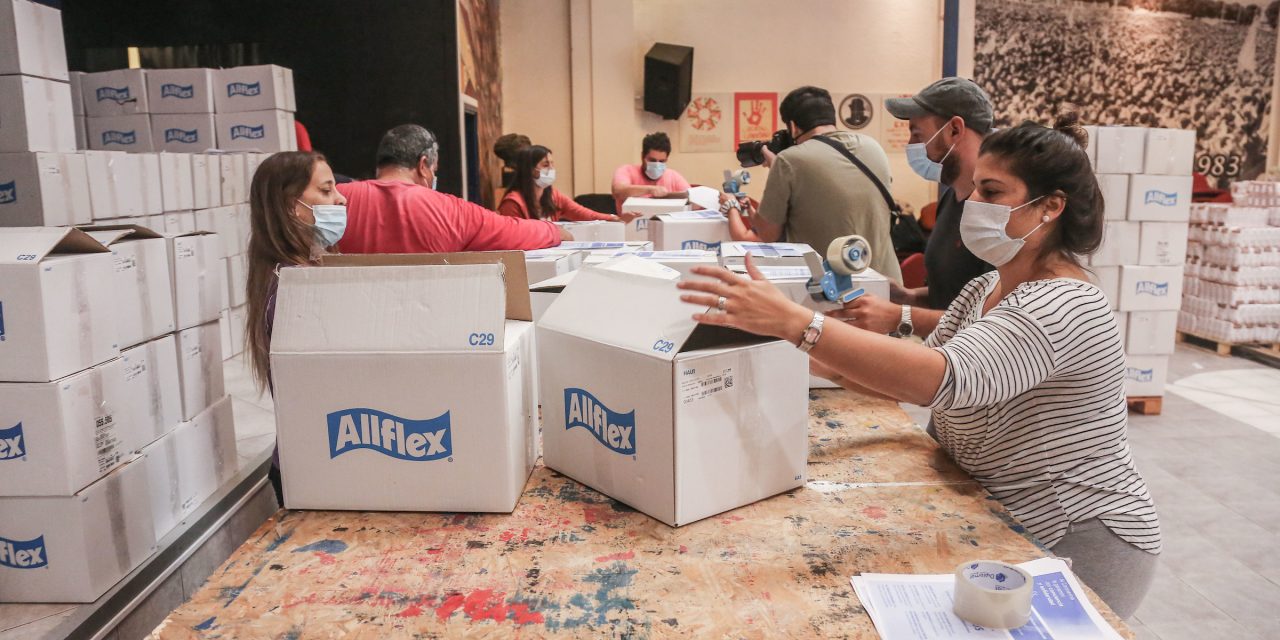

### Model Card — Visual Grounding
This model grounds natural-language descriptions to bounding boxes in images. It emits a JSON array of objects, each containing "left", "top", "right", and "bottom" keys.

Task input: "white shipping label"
[
  {"left": 680, "top": 367, "right": 734, "bottom": 405},
  {"left": 113, "top": 253, "right": 138, "bottom": 273},
  {"left": 124, "top": 361, "right": 147, "bottom": 382},
  {"left": 95, "top": 413, "right": 122, "bottom": 473}
]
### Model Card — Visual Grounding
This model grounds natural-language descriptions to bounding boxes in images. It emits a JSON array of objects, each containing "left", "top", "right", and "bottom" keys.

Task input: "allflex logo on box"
[
  {"left": 1126, "top": 367, "right": 1154, "bottom": 383},
  {"left": 1144, "top": 190, "right": 1178, "bottom": 207},
  {"left": 231, "top": 125, "right": 265, "bottom": 141},
  {"left": 0, "top": 535, "right": 47, "bottom": 569},
  {"left": 1136, "top": 281, "right": 1169, "bottom": 296},
  {"left": 160, "top": 83, "right": 194, "bottom": 99},
  {"left": 0, "top": 181, "right": 15, "bottom": 205},
  {"left": 227, "top": 82, "right": 261, "bottom": 98},
  {"left": 327, "top": 408, "right": 453, "bottom": 461},
  {"left": 165, "top": 128, "right": 199, "bottom": 144},
  {"left": 681, "top": 240, "right": 721, "bottom": 251},
  {"left": 564, "top": 388, "right": 635, "bottom": 455},
  {"left": 102, "top": 130, "right": 137, "bottom": 146},
  {"left": 95, "top": 86, "right": 132, "bottom": 104},
  {"left": 0, "top": 423, "right": 24, "bottom": 460}
]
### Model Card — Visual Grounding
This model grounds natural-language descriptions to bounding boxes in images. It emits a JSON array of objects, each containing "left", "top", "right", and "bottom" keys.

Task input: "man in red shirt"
[{"left": 337, "top": 124, "right": 570, "bottom": 254}]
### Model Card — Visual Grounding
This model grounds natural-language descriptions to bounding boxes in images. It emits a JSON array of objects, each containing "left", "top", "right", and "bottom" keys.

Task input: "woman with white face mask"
[
  {"left": 676, "top": 106, "right": 1159, "bottom": 620},
  {"left": 498, "top": 145, "right": 640, "bottom": 224}
]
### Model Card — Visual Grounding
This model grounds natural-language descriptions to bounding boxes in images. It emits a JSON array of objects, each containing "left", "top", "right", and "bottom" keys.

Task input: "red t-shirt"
[
  {"left": 335, "top": 180, "right": 561, "bottom": 254},
  {"left": 497, "top": 188, "right": 613, "bottom": 222}
]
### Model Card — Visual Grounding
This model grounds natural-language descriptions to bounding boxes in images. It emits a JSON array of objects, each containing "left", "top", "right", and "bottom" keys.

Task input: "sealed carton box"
[
  {"left": 87, "top": 114, "right": 154, "bottom": 152},
  {"left": 151, "top": 114, "right": 216, "bottom": 154},
  {"left": 69, "top": 71, "right": 84, "bottom": 116},
  {"left": 145, "top": 68, "right": 217, "bottom": 114},
  {"left": 1143, "top": 129, "right": 1196, "bottom": 176},
  {"left": 154, "top": 211, "right": 196, "bottom": 236},
  {"left": 137, "top": 152, "right": 164, "bottom": 215},
  {"left": 1138, "top": 222, "right": 1189, "bottom": 266},
  {"left": 1115, "top": 311, "right": 1128, "bottom": 351},
  {"left": 75, "top": 115, "right": 87, "bottom": 150},
  {"left": 176, "top": 321, "right": 225, "bottom": 421},
  {"left": 649, "top": 210, "right": 732, "bottom": 251},
  {"left": 226, "top": 252, "right": 247, "bottom": 307},
  {"left": 167, "top": 231, "right": 225, "bottom": 331},
  {"left": 0, "top": 151, "right": 91, "bottom": 227},
  {"left": 721, "top": 242, "right": 820, "bottom": 268},
  {"left": 1090, "top": 221, "right": 1140, "bottom": 267},
  {"left": 0, "top": 228, "right": 117, "bottom": 382},
  {"left": 195, "top": 205, "right": 245, "bottom": 257},
  {"left": 620, "top": 198, "right": 689, "bottom": 241},
  {"left": 1119, "top": 265, "right": 1183, "bottom": 312},
  {"left": 191, "top": 154, "right": 220, "bottom": 209},
  {"left": 0, "top": 75, "right": 76, "bottom": 153},
  {"left": 139, "top": 396, "right": 236, "bottom": 541},
  {"left": 1088, "top": 266, "right": 1119, "bottom": 310},
  {"left": 0, "top": 0, "right": 69, "bottom": 81},
  {"left": 0, "top": 456, "right": 157, "bottom": 602},
  {"left": 228, "top": 305, "right": 246, "bottom": 358},
  {"left": 273, "top": 253, "right": 538, "bottom": 512},
  {"left": 1127, "top": 311, "right": 1178, "bottom": 355},
  {"left": 1096, "top": 174, "right": 1129, "bottom": 221},
  {"left": 556, "top": 220, "right": 625, "bottom": 243},
  {"left": 1128, "top": 174, "right": 1192, "bottom": 222},
  {"left": 218, "top": 310, "right": 231, "bottom": 360},
  {"left": 218, "top": 153, "right": 247, "bottom": 205},
  {"left": 84, "top": 150, "right": 130, "bottom": 220},
  {"left": 583, "top": 250, "right": 719, "bottom": 276},
  {"left": 557, "top": 240, "right": 652, "bottom": 253},
  {"left": 214, "top": 65, "right": 296, "bottom": 113},
  {"left": 1095, "top": 126, "right": 1146, "bottom": 175},
  {"left": 0, "top": 357, "right": 140, "bottom": 496},
  {"left": 524, "top": 248, "right": 584, "bottom": 286},
  {"left": 119, "top": 334, "right": 182, "bottom": 448},
  {"left": 85, "top": 226, "right": 176, "bottom": 348},
  {"left": 80, "top": 69, "right": 149, "bottom": 117},
  {"left": 215, "top": 110, "right": 296, "bottom": 153},
  {"left": 158, "top": 152, "right": 195, "bottom": 212},
  {"left": 1124, "top": 354, "right": 1168, "bottom": 397},
  {"left": 538, "top": 256, "right": 809, "bottom": 526}
]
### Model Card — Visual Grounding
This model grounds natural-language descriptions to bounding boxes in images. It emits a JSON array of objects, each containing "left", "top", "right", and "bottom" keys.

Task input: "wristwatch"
[
  {"left": 798, "top": 312, "right": 825, "bottom": 353},
  {"left": 895, "top": 305, "right": 913, "bottom": 338}
]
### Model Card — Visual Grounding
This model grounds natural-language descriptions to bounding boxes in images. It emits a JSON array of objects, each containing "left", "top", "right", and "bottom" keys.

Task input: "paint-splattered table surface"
[{"left": 149, "top": 390, "right": 1133, "bottom": 639}]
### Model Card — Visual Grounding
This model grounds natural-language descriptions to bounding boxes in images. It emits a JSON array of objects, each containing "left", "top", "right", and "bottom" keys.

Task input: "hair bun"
[{"left": 1053, "top": 103, "right": 1089, "bottom": 149}]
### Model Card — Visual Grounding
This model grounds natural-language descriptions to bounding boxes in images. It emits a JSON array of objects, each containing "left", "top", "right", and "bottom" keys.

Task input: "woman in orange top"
[{"left": 498, "top": 145, "right": 639, "bottom": 223}]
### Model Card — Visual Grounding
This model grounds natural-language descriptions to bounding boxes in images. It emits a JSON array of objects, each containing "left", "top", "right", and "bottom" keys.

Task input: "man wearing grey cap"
[{"left": 832, "top": 78, "right": 996, "bottom": 339}]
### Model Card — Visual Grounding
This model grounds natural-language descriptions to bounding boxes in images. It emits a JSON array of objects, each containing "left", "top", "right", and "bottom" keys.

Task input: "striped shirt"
[{"left": 926, "top": 272, "right": 1161, "bottom": 554}]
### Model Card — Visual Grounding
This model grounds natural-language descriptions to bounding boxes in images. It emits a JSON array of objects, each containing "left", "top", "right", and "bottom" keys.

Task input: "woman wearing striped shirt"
[{"left": 679, "top": 108, "right": 1159, "bottom": 618}]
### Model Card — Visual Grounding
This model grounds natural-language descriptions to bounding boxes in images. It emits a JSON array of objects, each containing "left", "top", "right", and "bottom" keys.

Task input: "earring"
[{"left": 1042, "top": 215, "right": 1050, "bottom": 222}]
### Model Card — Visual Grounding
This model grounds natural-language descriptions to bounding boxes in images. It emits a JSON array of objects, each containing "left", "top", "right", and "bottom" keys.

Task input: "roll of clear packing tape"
[{"left": 952, "top": 560, "right": 1034, "bottom": 630}]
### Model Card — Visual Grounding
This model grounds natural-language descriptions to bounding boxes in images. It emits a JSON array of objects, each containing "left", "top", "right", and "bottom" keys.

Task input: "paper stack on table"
[{"left": 850, "top": 557, "right": 1123, "bottom": 640}]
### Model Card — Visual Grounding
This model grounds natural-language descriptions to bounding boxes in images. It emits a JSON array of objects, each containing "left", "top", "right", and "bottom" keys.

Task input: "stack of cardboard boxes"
[{"left": 1086, "top": 126, "right": 1195, "bottom": 399}]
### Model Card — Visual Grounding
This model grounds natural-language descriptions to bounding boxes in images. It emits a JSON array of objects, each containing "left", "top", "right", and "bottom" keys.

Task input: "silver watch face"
[{"left": 897, "top": 322, "right": 912, "bottom": 336}]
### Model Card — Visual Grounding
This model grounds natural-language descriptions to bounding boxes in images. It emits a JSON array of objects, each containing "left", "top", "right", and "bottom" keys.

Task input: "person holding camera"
[
  {"left": 611, "top": 132, "right": 691, "bottom": 214},
  {"left": 750, "top": 86, "right": 903, "bottom": 283}
]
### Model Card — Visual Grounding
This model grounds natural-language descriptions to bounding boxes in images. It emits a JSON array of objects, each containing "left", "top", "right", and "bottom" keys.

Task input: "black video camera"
[{"left": 736, "top": 128, "right": 794, "bottom": 168}]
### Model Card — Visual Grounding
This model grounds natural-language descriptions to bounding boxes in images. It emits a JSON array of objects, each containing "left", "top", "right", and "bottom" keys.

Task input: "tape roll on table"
[{"left": 952, "top": 560, "right": 1034, "bottom": 629}]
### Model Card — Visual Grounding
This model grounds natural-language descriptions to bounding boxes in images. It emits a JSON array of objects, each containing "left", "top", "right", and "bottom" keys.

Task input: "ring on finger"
[{"left": 717, "top": 296, "right": 728, "bottom": 312}]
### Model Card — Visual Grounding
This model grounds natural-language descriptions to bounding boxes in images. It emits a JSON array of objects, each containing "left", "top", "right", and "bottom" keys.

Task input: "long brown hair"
[
  {"left": 504, "top": 145, "right": 556, "bottom": 219},
  {"left": 244, "top": 151, "right": 327, "bottom": 392}
]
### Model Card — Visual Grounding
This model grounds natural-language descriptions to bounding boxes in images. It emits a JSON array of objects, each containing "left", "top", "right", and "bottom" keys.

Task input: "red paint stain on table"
[
  {"left": 862, "top": 506, "right": 887, "bottom": 519},
  {"left": 394, "top": 603, "right": 424, "bottom": 618},
  {"left": 595, "top": 550, "right": 635, "bottom": 563},
  {"left": 314, "top": 552, "right": 336, "bottom": 565}
]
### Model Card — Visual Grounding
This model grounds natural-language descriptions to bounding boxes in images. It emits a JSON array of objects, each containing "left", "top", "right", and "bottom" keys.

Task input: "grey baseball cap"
[{"left": 886, "top": 78, "right": 994, "bottom": 134}]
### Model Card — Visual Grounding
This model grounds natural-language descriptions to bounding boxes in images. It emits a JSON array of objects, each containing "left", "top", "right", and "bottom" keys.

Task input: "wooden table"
[{"left": 149, "top": 390, "right": 1133, "bottom": 638}]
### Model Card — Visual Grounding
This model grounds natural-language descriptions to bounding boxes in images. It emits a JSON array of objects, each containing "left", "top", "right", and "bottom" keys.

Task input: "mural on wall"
[
  {"left": 975, "top": 0, "right": 1277, "bottom": 185},
  {"left": 458, "top": 0, "right": 502, "bottom": 207}
]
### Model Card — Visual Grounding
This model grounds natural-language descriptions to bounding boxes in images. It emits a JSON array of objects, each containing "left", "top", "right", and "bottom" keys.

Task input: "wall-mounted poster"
[
  {"left": 680, "top": 93, "right": 731, "bottom": 153},
  {"left": 974, "top": 0, "right": 1276, "bottom": 185},
  {"left": 734, "top": 92, "right": 778, "bottom": 148}
]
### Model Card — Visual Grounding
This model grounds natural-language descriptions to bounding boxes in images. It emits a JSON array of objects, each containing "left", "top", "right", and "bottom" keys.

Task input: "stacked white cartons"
[
  {"left": 194, "top": 152, "right": 251, "bottom": 360},
  {"left": 0, "top": 227, "right": 164, "bottom": 603},
  {"left": 80, "top": 69, "right": 153, "bottom": 153},
  {"left": 1180, "top": 183, "right": 1280, "bottom": 346},
  {"left": 147, "top": 68, "right": 217, "bottom": 154},
  {"left": 214, "top": 65, "right": 298, "bottom": 153},
  {"left": 619, "top": 197, "right": 689, "bottom": 241},
  {"left": 1092, "top": 127, "right": 1194, "bottom": 398}
]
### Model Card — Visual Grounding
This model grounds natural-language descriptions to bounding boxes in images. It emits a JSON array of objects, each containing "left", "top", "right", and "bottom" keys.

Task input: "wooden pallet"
[
  {"left": 1127, "top": 396, "right": 1163, "bottom": 416},
  {"left": 1175, "top": 330, "right": 1279, "bottom": 357}
]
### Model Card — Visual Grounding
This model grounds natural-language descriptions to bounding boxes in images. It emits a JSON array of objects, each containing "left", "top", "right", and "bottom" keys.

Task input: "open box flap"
[
  {"left": 0, "top": 227, "right": 110, "bottom": 264},
  {"left": 82, "top": 224, "right": 165, "bottom": 246},
  {"left": 320, "top": 251, "right": 531, "bottom": 321}
]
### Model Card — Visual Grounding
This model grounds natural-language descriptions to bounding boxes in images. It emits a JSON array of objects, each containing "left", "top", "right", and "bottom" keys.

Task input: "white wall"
[{"left": 500, "top": 0, "right": 576, "bottom": 195}]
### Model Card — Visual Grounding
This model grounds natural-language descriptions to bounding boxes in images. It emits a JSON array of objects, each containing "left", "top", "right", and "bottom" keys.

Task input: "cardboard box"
[
  {"left": 583, "top": 250, "right": 719, "bottom": 276},
  {"left": 1089, "top": 266, "right": 1119, "bottom": 310},
  {"left": 150, "top": 114, "right": 216, "bottom": 154},
  {"left": 145, "top": 68, "right": 216, "bottom": 114},
  {"left": 158, "top": 152, "right": 195, "bottom": 212},
  {"left": 1090, "top": 221, "right": 1140, "bottom": 267},
  {"left": 69, "top": 71, "right": 84, "bottom": 116},
  {"left": 0, "top": 228, "right": 117, "bottom": 382},
  {"left": 649, "top": 211, "right": 732, "bottom": 251},
  {"left": 524, "top": 248, "right": 584, "bottom": 286},
  {"left": 226, "top": 252, "right": 247, "bottom": 307},
  {"left": 84, "top": 226, "right": 176, "bottom": 348},
  {"left": 0, "top": 151, "right": 91, "bottom": 227},
  {"left": 1126, "top": 311, "right": 1177, "bottom": 355},
  {"left": 191, "top": 153, "right": 221, "bottom": 209},
  {"left": 218, "top": 153, "right": 247, "bottom": 205},
  {"left": 556, "top": 220, "right": 625, "bottom": 243},
  {"left": 80, "top": 68, "right": 149, "bottom": 117},
  {"left": 530, "top": 269, "right": 577, "bottom": 322},
  {"left": 0, "top": 358, "right": 141, "bottom": 496},
  {"left": 155, "top": 211, "right": 196, "bottom": 236},
  {"left": 1143, "top": 129, "right": 1196, "bottom": 176},
  {"left": 218, "top": 310, "right": 231, "bottom": 360},
  {"left": 620, "top": 197, "right": 689, "bottom": 241},
  {"left": 0, "top": 0, "right": 68, "bottom": 81},
  {"left": 218, "top": 258, "right": 229, "bottom": 311},
  {"left": 1115, "top": 311, "right": 1128, "bottom": 351},
  {"left": 1095, "top": 126, "right": 1146, "bottom": 175},
  {"left": 557, "top": 240, "right": 652, "bottom": 253},
  {"left": 87, "top": 114, "right": 154, "bottom": 152},
  {"left": 1128, "top": 174, "right": 1192, "bottom": 222},
  {"left": 119, "top": 334, "right": 182, "bottom": 450},
  {"left": 0, "top": 457, "right": 157, "bottom": 602},
  {"left": 74, "top": 115, "right": 87, "bottom": 150},
  {"left": 0, "top": 75, "right": 76, "bottom": 153},
  {"left": 272, "top": 256, "right": 540, "bottom": 512},
  {"left": 167, "top": 231, "right": 224, "bottom": 331},
  {"left": 138, "top": 396, "right": 236, "bottom": 541},
  {"left": 1124, "top": 354, "right": 1168, "bottom": 397},
  {"left": 1119, "top": 265, "right": 1183, "bottom": 312},
  {"left": 1096, "top": 174, "right": 1129, "bottom": 221},
  {"left": 228, "top": 305, "right": 246, "bottom": 358},
  {"left": 1138, "top": 222, "right": 1189, "bottom": 267},
  {"left": 214, "top": 65, "right": 296, "bottom": 113},
  {"left": 137, "top": 152, "right": 164, "bottom": 215},
  {"left": 721, "top": 242, "right": 820, "bottom": 268},
  {"left": 196, "top": 205, "right": 245, "bottom": 257},
  {"left": 84, "top": 150, "right": 128, "bottom": 220},
  {"left": 244, "top": 152, "right": 267, "bottom": 191},
  {"left": 175, "top": 321, "right": 225, "bottom": 421},
  {"left": 537, "top": 256, "right": 809, "bottom": 526},
  {"left": 215, "top": 110, "right": 295, "bottom": 153}
]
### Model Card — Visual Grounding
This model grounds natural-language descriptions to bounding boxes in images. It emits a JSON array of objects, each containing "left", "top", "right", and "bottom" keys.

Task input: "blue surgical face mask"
[
  {"left": 298, "top": 200, "right": 347, "bottom": 247},
  {"left": 906, "top": 125, "right": 955, "bottom": 183},
  {"left": 431, "top": 175, "right": 438, "bottom": 191},
  {"left": 645, "top": 161, "right": 666, "bottom": 180}
]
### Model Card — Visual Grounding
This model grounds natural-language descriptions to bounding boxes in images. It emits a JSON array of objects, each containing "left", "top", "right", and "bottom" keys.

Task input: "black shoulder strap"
[{"left": 810, "top": 134, "right": 902, "bottom": 216}]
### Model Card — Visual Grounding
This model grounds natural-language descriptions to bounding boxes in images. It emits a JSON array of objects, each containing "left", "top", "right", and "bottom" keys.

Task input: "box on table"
[
  {"left": 620, "top": 197, "right": 689, "bottom": 241},
  {"left": 537, "top": 256, "right": 809, "bottom": 526},
  {"left": 0, "top": 75, "right": 76, "bottom": 153},
  {"left": 1096, "top": 174, "right": 1130, "bottom": 221},
  {"left": 1143, "top": 129, "right": 1196, "bottom": 176},
  {"left": 1127, "top": 311, "right": 1178, "bottom": 355},
  {"left": 1124, "top": 354, "right": 1169, "bottom": 397},
  {"left": 158, "top": 152, "right": 195, "bottom": 212},
  {"left": 167, "top": 230, "right": 224, "bottom": 331},
  {"left": 84, "top": 225, "right": 176, "bottom": 348},
  {"left": 80, "top": 69, "right": 149, "bottom": 117},
  {"left": 151, "top": 114, "right": 216, "bottom": 154},
  {"left": 721, "top": 242, "right": 820, "bottom": 268},
  {"left": 215, "top": 110, "right": 296, "bottom": 153},
  {"left": 87, "top": 114, "right": 154, "bottom": 153},
  {"left": 1128, "top": 175, "right": 1192, "bottom": 222},
  {"left": 119, "top": 334, "right": 182, "bottom": 450},
  {"left": 139, "top": 396, "right": 235, "bottom": 541},
  {"left": 192, "top": 153, "right": 221, "bottom": 209},
  {"left": 556, "top": 220, "right": 625, "bottom": 243},
  {"left": 145, "top": 68, "right": 216, "bottom": 114},
  {"left": 218, "top": 153, "right": 247, "bottom": 205},
  {"left": 1088, "top": 266, "right": 1119, "bottom": 310},
  {"left": 0, "top": 151, "right": 91, "bottom": 227},
  {"left": 649, "top": 210, "right": 732, "bottom": 251},
  {"left": 273, "top": 252, "right": 539, "bottom": 512},
  {"left": 0, "top": 0, "right": 68, "bottom": 81},
  {"left": 0, "top": 228, "right": 117, "bottom": 382},
  {"left": 214, "top": 65, "right": 296, "bottom": 113},
  {"left": 524, "top": 248, "right": 584, "bottom": 286},
  {"left": 1090, "top": 221, "right": 1140, "bottom": 267},
  {"left": 557, "top": 240, "right": 652, "bottom": 254},
  {"left": 1138, "top": 222, "right": 1189, "bottom": 267},
  {"left": 530, "top": 269, "right": 578, "bottom": 322},
  {"left": 1095, "top": 126, "right": 1146, "bottom": 175},
  {"left": 1119, "top": 265, "right": 1184, "bottom": 312},
  {"left": 0, "top": 456, "right": 156, "bottom": 603},
  {"left": 583, "top": 250, "right": 719, "bottom": 276},
  {"left": 175, "top": 321, "right": 225, "bottom": 422}
]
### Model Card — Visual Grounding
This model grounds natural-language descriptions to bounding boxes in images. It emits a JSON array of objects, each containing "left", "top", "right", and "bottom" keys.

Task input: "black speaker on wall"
[{"left": 643, "top": 42, "right": 693, "bottom": 120}]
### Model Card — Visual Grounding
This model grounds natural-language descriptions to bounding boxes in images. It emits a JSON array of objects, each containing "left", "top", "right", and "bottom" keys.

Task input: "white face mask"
[
  {"left": 535, "top": 167, "right": 556, "bottom": 188},
  {"left": 297, "top": 200, "right": 348, "bottom": 247},
  {"left": 645, "top": 161, "right": 666, "bottom": 180},
  {"left": 959, "top": 195, "right": 1048, "bottom": 267},
  {"left": 905, "top": 125, "right": 955, "bottom": 183}
]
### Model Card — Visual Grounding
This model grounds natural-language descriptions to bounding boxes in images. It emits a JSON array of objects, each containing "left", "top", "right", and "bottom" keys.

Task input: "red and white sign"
[
  {"left": 680, "top": 94, "right": 730, "bottom": 153},
  {"left": 734, "top": 92, "right": 778, "bottom": 149}
]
